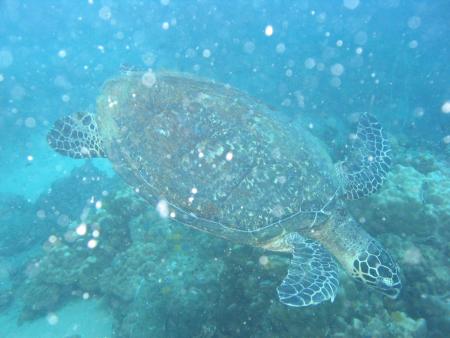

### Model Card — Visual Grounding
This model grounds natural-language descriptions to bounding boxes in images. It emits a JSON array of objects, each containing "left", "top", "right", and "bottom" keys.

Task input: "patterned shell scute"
[{"left": 96, "top": 72, "right": 338, "bottom": 242}]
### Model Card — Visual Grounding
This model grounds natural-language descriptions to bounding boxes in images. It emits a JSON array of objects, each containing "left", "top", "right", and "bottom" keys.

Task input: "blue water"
[{"left": 0, "top": 1, "right": 449, "bottom": 337}]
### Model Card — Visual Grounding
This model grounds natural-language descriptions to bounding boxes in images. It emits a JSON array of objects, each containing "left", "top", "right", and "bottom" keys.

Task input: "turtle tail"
[
  {"left": 47, "top": 112, "right": 106, "bottom": 159},
  {"left": 338, "top": 113, "right": 391, "bottom": 200}
]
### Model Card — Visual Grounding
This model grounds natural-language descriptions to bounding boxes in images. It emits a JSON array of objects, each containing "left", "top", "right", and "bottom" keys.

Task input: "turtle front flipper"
[
  {"left": 338, "top": 113, "right": 391, "bottom": 200},
  {"left": 47, "top": 112, "right": 106, "bottom": 159},
  {"left": 277, "top": 233, "right": 339, "bottom": 307}
]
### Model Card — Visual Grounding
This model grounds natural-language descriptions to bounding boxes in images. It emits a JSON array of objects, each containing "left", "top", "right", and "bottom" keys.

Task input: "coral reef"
[
  {"left": 350, "top": 152, "right": 450, "bottom": 239},
  {"left": 16, "top": 150, "right": 449, "bottom": 337}
]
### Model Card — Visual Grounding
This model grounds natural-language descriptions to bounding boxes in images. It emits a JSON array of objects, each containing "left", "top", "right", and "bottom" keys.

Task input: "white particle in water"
[
  {"left": 25, "top": 117, "right": 36, "bottom": 128},
  {"left": 408, "top": 40, "right": 418, "bottom": 49},
  {"left": 76, "top": 223, "right": 87, "bottom": 236},
  {"left": 48, "top": 235, "right": 57, "bottom": 244},
  {"left": 0, "top": 73, "right": 4, "bottom": 81},
  {"left": 46, "top": 313, "right": 59, "bottom": 325},
  {"left": 162, "top": 21, "right": 170, "bottom": 30},
  {"left": 259, "top": 255, "right": 269, "bottom": 266},
  {"left": 264, "top": 25, "right": 273, "bottom": 36},
  {"left": 330, "top": 63, "right": 345, "bottom": 76},
  {"left": 285, "top": 69, "right": 293, "bottom": 77},
  {"left": 0, "top": 49, "right": 13, "bottom": 68},
  {"left": 27, "top": 155, "right": 33, "bottom": 161},
  {"left": 343, "top": 0, "right": 360, "bottom": 10},
  {"left": 443, "top": 135, "right": 450, "bottom": 144},
  {"left": 243, "top": 41, "right": 255, "bottom": 54},
  {"left": 441, "top": 101, "right": 450, "bottom": 114},
  {"left": 336, "top": 40, "right": 343, "bottom": 47},
  {"left": 304, "top": 57, "right": 316, "bottom": 69},
  {"left": 142, "top": 52, "right": 156, "bottom": 66},
  {"left": 99, "top": 6, "right": 112, "bottom": 20},
  {"left": 82, "top": 292, "right": 90, "bottom": 300},
  {"left": 316, "top": 63, "right": 325, "bottom": 71},
  {"left": 407, "top": 16, "right": 421, "bottom": 30},
  {"left": 202, "top": 49, "right": 211, "bottom": 58},
  {"left": 57, "top": 49, "right": 67, "bottom": 58},
  {"left": 170, "top": 211, "right": 176, "bottom": 218},
  {"left": 276, "top": 43, "right": 286, "bottom": 54},
  {"left": 156, "top": 199, "right": 169, "bottom": 218},
  {"left": 191, "top": 187, "right": 198, "bottom": 194},
  {"left": 226, "top": 151, "right": 233, "bottom": 161},
  {"left": 87, "top": 239, "right": 98, "bottom": 249},
  {"left": 330, "top": 77, "right": 342, "bottom": 87},
  {"left": 354, "top": 31, "right": 368, "bottom": 45},
  {"left": 95, "top": 201, "right": 102, "bottom": 209},
  {"left": 92, "top": 229, "right": 100, "bottom": 238},
  {"left": 356, "top": 47, "right": 363, "bottom": 54},
  {"left": 142, "top": 70, "right": 156, "bottom": 88},
  {"left": 414, "top": 107, "right": 425, "bottom": 117},
  {"left": 62, "top": 94, "right": 70, "bottom": 102},
  {"left": 37, "top": 210, "right": 46, "bottom": 219}
]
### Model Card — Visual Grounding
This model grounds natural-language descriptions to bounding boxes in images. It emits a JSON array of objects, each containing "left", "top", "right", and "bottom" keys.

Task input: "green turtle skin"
[{"left": 47, "top": 71, "right": 401, "bottom": 306}]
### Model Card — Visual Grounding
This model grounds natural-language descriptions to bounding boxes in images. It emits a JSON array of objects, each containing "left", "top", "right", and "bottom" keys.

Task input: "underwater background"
[{"left": 0, "top": 0, "right": 449, "bottom": 337}]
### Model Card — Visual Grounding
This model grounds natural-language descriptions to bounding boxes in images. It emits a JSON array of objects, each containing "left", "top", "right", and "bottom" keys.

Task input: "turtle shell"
[{"left": 96, "top": 71, "right": 339, "bottom": 246}]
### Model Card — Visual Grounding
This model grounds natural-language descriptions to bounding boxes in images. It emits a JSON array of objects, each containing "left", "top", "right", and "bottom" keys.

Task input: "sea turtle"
[{"left": 47, "top": 71, "right": 401, "bottom": 307}]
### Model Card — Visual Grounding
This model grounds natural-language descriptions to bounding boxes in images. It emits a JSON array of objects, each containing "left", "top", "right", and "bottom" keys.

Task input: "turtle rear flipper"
[
  {"left": 339, "top": 113, "right": 391, "bottom": 200},
  {"left": 277, "top": 233, "right": 339, "bottom": 307},
  {"left": 47, "top": 112, "right": 106, "bottom": 159}
]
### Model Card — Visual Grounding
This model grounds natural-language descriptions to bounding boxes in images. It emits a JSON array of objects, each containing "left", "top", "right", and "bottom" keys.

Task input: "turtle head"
[{"left": 352, "top": 240, "right": 401, "bottom": 299}]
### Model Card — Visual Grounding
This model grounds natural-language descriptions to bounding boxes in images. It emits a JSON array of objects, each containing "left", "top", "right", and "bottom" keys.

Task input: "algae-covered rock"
[
  {"left": 16, "top": 159, "right": 449, "bottom": 337},
  {"left": 350, "top": 164, "right": 450, "bottom": 237}
]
